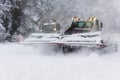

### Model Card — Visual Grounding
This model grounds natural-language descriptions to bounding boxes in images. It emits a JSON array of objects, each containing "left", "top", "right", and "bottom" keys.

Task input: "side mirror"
[
  {"left": 100, "top": 23, "right": 103, "bottom": 28},
  {"left": 56, "top": 23, "right": 61, "bottom": 31}
]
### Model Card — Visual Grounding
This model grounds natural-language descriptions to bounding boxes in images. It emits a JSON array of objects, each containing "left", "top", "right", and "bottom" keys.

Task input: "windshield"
[
  {"left": 77, "top": 21, "right": 93, "bottom": 28},
  {"left": 42, "top": 24, "right": 58, "bottom": 33},
  {"left": 73, "top": 21, "right": 93, "bottom": 32}
]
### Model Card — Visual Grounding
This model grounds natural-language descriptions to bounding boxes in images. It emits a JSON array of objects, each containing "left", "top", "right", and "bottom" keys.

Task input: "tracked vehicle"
[
  {"left": 59, "top": 16, "right": 104, "bottom": 53},
  {"left": 21, "top": 17, "right": 117, "bottom": 53}
]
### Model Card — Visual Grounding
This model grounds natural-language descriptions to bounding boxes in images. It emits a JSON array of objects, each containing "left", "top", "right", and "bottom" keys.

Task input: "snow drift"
[
  {"left": 0, "top": 0, "right": 120, "bottom": 80},
  {"left": 0, "top": 43, "right": 120, "bottom": 80}
]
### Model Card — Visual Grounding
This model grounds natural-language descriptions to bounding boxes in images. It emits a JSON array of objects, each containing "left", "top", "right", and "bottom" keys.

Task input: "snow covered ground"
[
  {"left": 0, "top": 43, "right": 120, "bottom": 80},
  {"left": 0, "top": 0, "right": 120, "bottom": 79}
]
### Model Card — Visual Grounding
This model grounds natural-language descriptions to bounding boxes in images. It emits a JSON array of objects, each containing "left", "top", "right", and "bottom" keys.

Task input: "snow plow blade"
[{"left": 20, "top": 31, "right": 102, "bottom": 46}]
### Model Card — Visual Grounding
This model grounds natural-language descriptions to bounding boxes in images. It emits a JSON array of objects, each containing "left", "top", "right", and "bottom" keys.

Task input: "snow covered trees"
[
  {"left": 0, "top": 0, "right": 119, "bottom": 42},
  {"left": 0, "top": 0, "right": 22, "bottom": 41},
  {"left": 0, "top": 0, "right": 13, "bottom": 41}
]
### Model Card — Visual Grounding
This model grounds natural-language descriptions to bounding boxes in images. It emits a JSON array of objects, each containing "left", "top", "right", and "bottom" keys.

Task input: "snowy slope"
[
  {"left": 0, "top": 43, "right": 120, "bottom": 80},
  {"left": 0, "top": 0, "right": 120, "bottom": 80}
]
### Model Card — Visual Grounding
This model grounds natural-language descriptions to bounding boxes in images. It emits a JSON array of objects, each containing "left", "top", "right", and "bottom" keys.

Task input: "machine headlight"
[{"left": 54, "top": 28, "right": 57, "bottom": 31}]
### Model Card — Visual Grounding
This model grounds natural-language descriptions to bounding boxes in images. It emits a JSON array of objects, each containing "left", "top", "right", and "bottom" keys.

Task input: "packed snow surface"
[{"left": 0, "top": 43, "right": 120, "bottom": 80}]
